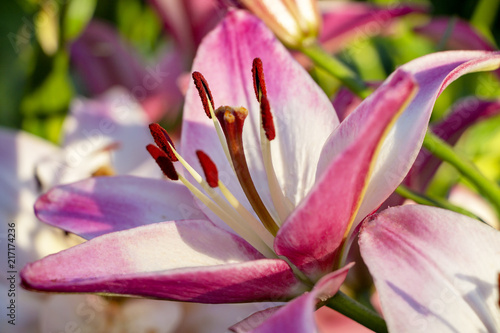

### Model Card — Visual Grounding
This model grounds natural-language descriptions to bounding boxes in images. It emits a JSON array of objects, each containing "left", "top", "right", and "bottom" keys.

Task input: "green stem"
[
  {"left": 395, "top": 185, "right": 485, "bottom": 223},
  {"left": 326, "top": 291, "right": 388, "bottom": 333},
  {"left": 471, "top": 0, "right": 500, "bottom": 30},
  {"left": 301, "top": 42, "right": 371, "bottom": 99},
  {"left": 436, "top": 16, "right": 457, "bottom": 51},
  {"left": 470, "top": 0, "right": 500, "bottom": 46},
  {"left": 423, "top": 131, "right": 500, "bottom": 215}
]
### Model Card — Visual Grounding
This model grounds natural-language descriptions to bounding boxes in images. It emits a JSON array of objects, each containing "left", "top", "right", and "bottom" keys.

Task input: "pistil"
[{"left": 216, "top": 106, "right": 280, "bottom": 236}]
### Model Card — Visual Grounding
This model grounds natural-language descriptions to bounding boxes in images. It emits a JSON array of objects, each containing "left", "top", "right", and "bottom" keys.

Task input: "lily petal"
[
  {"left": 34, "top": 175, "right": 206, "bottom": 239},
  {"left": 275, "top": 70, "right": 417, "bottom": 280},
  {"left": 229, "top": 306, "right": 282, "bottom": 333},
  {"left": 359, "top": 205, "right": 500, "bottom": 332},
  {"left": 231, "top": 264, "right": 353, "bottom": 332},
  {"left": 149, "top": 0, "right": 222, "bottom": 56},
  {"left": 37, "top": 89, "right": 160, "bottom": 187},
  {"left": 381, "top": 97, "right": 500, "bottom": 210},
  {"left": 181, "top": 9, "right": 338, "bottom": 216},
  {"left": 0, "top": 128, "right": 58, "bottom": 217},
  {"left": 449, "top": 185, "right": 499, "bottom": 229},
  {"left": 407, "top": 97, "right": 500, "bottom": 192},
  {"left": 21, "top": 220, "right": 305, "bottom": 303},
  {"left": 70, "top": 20, "right": 183, "bottom": 121},
  {"left": 327, "top": 51, "right": 500, "bottom": 241},
  {"left": 70, "top": 20, "right": 145, "bottom": 96},
  {"left": 320, "top": 2, "right": 427, "bottom": 53},
  {"left": 414, "top": 18, "right": 496, "bottom": 51}
]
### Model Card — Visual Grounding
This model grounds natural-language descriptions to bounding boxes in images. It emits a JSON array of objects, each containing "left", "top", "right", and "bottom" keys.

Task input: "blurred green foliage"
[{"left": 0, "top": 0, "right": 162, "bottom": 143}]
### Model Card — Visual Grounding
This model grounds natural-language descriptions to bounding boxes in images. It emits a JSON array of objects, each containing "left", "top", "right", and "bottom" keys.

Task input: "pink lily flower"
[
  {"left": 71, "top": 21, "right": 185, "bottom": 122},
  {"left": 21, "top": 10, "right": 500, "bottom": 331},
  {"left": 0, "top": 90, "right": 159, "bottom": 332},
  {"left": 71, "top": 0, "right": 222, "bottom": 122},
  {"left": 381, "top": 97, "right": 500, "bottom": 209},
  {"left": 319, "top": 1, "right": 427, "bottom": 53},
  {"left": 360, "top": 205, "right": 500, "bottom": 332},
  {"left": 148, "top": 0, "right": 223, "bottom": 58}
]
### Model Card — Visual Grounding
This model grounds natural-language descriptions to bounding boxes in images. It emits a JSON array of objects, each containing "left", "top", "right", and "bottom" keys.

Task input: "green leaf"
[{"left": 64, "top": 0, "right": 97, "bottom": 41}]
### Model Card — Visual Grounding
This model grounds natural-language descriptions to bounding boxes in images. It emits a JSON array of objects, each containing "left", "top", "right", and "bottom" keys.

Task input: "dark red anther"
[
  {"left": 260, "top": 95, "right": 275, "bottom": 141},
  {"left": 196, "top": 150, "right": 219, "bottom": 188},
  {"left": 252, "top": 58, "right": 267, "bottom": 101},
  {"left": 192, "top": 71, "right": 215, "bottom": 118},
  {"left": 146, "top": 144, "right": 178, "bottom": 180},
  {"left": 148, "top": 123, "right": 178, "bottom": 161}
]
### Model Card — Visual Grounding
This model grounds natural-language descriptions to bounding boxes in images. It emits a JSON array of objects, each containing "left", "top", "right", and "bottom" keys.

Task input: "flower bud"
[{"left": 224, "top": 0, "right": 321, "bottom": 48}]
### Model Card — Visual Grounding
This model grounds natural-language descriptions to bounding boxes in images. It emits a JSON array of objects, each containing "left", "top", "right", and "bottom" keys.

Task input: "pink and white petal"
[
  {"left": 230, "top": 306, "right": 283, "bottom": 333},
  {"left": 70, "top": 20, "right": 146, "bottom": 96},
  {"left": 449, "top": 185, "right": 499, "bottom": 229},
  {"left": 38, "top": 89, "right": 160, "bottom": 187},
  {"left": 360, "top": 205, "right": 500, "bottom": 332},
  {"left": 21, "top": 220, "right": 305, "bottom": 303},
  {"left": 381, "top": 97, "right": 500, "bottom": 210},
  {"left": 34, "top": 175, "right": 206, "bottom": 239},
  {"left": 0, "top": 128, "right": 58, "bottom": 216},
  {"left": 319, "top": 2, "right": 427, "bottom": 53},
  {"left": 0, "top": 129, "right": 67, "bottom": 332},
  {"left": 406, "top": 97, "right": 500, "bottom": 192},
  {"left": 70, "top": 21, "right": 180, "bottom": 121},
  {"left": 276, "top": 71, "right": 417, "bottom": 280},
  {"left": 231, "top": 265, "right": 352, "bottom": 332},
  {"left": 323, "top": 51, "right": 500, "bottom": 242},
  {"left": 149, "top": 0, "right": 222, "bottom": 56},
  {"left": 65, "top": 89, "right": 158, "bottom": 178},
  {"left": 414, "top": 18, "right": 496, "bottom": 51},
  {"left": 141, "top": 49, "right": 185, "bottom": 122},
  {"left": 332, "top": 82, "right": 381, "bottom": 122},
  {"left": 181, "top": 10, "right": 338, "bottom": 213},
  {"left": 0, "top": 128, "right": 74, "bottom": 262}
]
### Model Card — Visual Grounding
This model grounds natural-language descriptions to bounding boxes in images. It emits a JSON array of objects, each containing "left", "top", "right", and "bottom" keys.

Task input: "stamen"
[
  {"left": 216, "top": 106, "right": 280, "bottom": 236},
  {"left": 192, "top": 72, "right": 233, "bottom": 167},
  {"left": 260, "top": 95, "right": 276, "bottom": 140},
  {"left": 192, "top": 71, "right": 215, "bottom": 119},
  {"left": 176, "top": 174, "right": 276, "bottom": 258},
  {"left": 252, "top": 58, "right": 276, "bottom": 141},
  {"left": 91, "top": 165, "right": 115, "bottom": 177},
  {"left": 252, "top": 58, "right": 267, "bottom": 101},
  {"left": 196, "top": 150, "right": 219, "bottom": 188},
  {"left": 149, "top": 123, "right": 178, "bottom": 161},
  {"left": 164, "top": 142, "right": 275, "bottom": 254},
  {"left": 253, "top": 58, "right": 293, "bottom": 222},
  {"left": 146, "top": 144, "right": 178, "bottom": 181}
]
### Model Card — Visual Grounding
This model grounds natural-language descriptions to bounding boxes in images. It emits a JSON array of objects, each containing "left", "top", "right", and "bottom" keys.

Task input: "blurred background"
[{"left": 1, "top": 0, "right": 500, "bottom": 331}]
